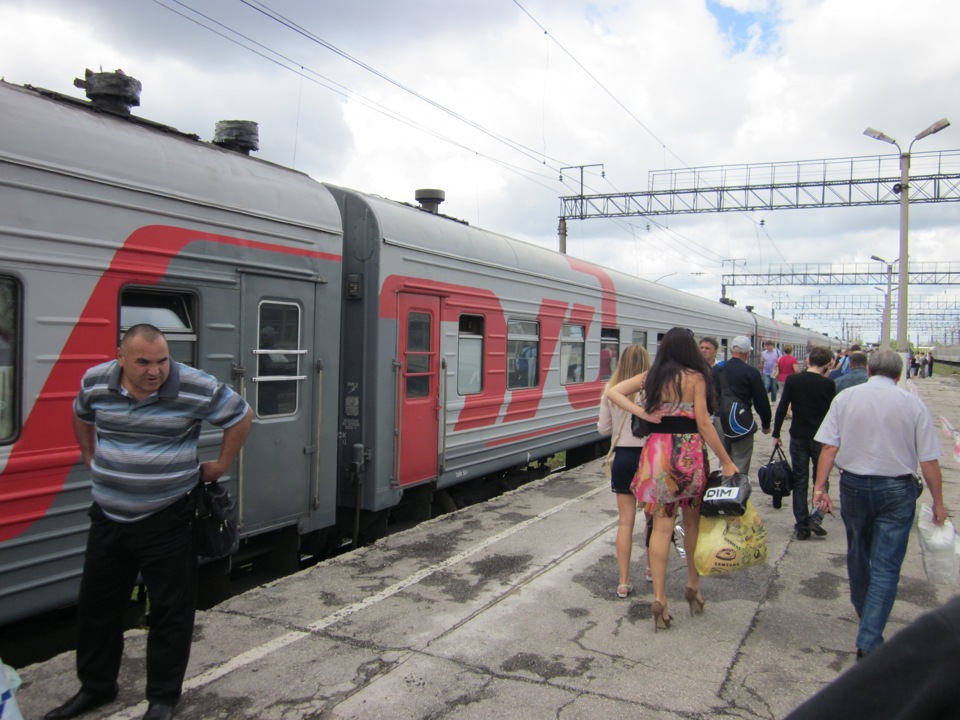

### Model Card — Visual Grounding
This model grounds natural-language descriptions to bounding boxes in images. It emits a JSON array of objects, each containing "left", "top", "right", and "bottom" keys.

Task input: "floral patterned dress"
[{"left": 630, "top": 402, "right": 709, "bottom": 517}]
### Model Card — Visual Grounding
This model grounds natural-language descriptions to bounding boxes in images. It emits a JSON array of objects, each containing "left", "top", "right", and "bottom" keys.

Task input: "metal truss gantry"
[
  {"left": 772, "top": 294, "right": 960, "bottom": 313},
  {"left": 560, "top": 150, "right": 960, "bottom": 219},
  {"left": 721, "top": 261, "right": 960, "bottom": 288}
]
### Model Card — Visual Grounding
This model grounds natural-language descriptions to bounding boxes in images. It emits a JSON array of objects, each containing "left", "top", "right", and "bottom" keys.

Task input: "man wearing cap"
[{"left": 712, "top": 335, "right": 771, "bottom": 476}]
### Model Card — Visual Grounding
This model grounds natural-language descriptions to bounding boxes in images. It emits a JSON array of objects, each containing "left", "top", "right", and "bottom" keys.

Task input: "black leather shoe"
[
  {"left": 796, "top": 528, "right": 811, "bottom": 540},
  {"left": 45, "top": 686, "right": 119, "bottom": 719},
  {"left": 808, "top": 522, "right": 827, "bottom": 537},
  {"left": 143, "top": 702, "right": 176, "bottom": 720}
]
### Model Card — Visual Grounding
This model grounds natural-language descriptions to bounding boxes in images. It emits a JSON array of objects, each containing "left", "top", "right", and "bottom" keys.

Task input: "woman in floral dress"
[{"left": 606, "top": 327, "right": 738, "bottom": 631}]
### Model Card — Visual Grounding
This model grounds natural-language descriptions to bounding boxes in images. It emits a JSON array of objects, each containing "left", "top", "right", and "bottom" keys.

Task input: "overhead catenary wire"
[
  {"left": 241, "top": 0, "right": 576, "bottom": 171},
  {"left": 511, "top": 1, "right": 790, "bottom": 273},
  {"left": 152, "top": 0, "right": 561, "bottom": 191},
  {"left": 155, "top": 0, "right": 738, "bottom": 271}
]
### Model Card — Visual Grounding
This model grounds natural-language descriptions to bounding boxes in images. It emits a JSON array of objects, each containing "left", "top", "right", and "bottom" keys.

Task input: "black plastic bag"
[{"left": 700, "top": 471, "right": 752, "bottom": 517}]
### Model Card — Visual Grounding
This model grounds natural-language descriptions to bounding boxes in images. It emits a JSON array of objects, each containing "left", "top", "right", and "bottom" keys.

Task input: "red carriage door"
[{"left": 396, "top": 293, "right": 441, "bottom": 487}]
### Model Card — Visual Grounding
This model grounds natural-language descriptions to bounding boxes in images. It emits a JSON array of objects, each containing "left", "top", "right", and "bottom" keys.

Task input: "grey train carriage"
[{"left": 0, "top": 76, "right": 836, "bottom": 627}]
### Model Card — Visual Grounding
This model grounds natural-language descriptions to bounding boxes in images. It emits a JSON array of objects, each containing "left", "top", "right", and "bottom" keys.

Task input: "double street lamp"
[{"left": 863, "top": 118, "right": 951, "bottom": 359}]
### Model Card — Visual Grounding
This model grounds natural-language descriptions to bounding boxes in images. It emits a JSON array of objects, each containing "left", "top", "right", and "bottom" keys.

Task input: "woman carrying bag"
[
  {"left": 598, "top": 344, "right": 652, "bottom": 598},
  {"left": 607, "top": 328, "right": 738, "bottom": 631}
]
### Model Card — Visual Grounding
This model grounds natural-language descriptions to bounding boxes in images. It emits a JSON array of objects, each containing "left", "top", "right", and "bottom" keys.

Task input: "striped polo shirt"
[{"left": 74, "top": 359, "right": 250, "bottom": 522}]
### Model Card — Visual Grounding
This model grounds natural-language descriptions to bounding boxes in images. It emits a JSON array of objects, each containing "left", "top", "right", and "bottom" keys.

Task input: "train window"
[
  {"left": 255, "top": 302, "right": 303, "bottom": 417},
  {"left": 405, "top": 311, "right": 431, "bottom": 399},
  {"left": 507, "top": 319, "right": 539, "bottom": 390},
  {"left": 632, "top": 330, "right": 647, "bottom": 348},
  {"left": 0, "top": 277, "right": 20, "bottom": 442},
  {"left": 600, "top": 329, "right": 620, "bottom": 381},
  {"left": 560, "top": 324, "right": 585, "bottom": 384},
  {"left": 120, "top": 290, "right": 197, "bottom": 365},
  {"left": 458, "top": 315, "right": 483, "bottom": 395}
]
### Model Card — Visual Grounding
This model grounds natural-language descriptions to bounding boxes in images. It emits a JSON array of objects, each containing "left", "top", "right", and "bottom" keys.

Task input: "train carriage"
[
  {"left": 0, "top": 74, "right": 839, "bottom": 628},
  {"left": 0, "top": 79, "right": 344, "bottom": 624},
  {"left": 330, "top": 184, "right": 836, "bottom": 525}
]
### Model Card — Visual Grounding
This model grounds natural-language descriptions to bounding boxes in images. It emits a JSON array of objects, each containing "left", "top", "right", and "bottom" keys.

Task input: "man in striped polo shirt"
[{"left": 46, "top": 324, "right": 252, "bottom": 720}]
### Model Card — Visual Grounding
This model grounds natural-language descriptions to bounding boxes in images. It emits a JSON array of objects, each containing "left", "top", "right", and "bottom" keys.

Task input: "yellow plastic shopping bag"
[{"left": 694, "top": 499, "right": 768, "bottom": 575}]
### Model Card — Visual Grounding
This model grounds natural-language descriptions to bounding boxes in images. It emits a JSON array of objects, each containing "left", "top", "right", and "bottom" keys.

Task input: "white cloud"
[{"left": 1, "top": 0, "right": 958, "bottom": 343}]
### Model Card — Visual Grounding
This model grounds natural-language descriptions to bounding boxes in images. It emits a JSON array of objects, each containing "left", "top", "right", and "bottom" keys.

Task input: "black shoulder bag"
[{"left": 194, "top": 481, "right": 240, "bottom": 560}]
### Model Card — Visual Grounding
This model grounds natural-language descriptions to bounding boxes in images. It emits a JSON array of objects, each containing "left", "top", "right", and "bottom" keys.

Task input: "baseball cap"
[{"left": 731, "top": 335, "right": 753, "bottom": 352}]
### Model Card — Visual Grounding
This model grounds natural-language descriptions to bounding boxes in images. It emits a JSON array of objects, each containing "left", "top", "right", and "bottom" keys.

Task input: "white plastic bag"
[
  {"left": 0, "top": 659, "right": 24, "bottom": 720},
  {"left": 917, "top": 503, "right": 959, "bottom": 585}
]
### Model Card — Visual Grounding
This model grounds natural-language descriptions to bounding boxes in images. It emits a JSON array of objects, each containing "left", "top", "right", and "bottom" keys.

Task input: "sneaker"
[{"left": 796, "top": 528, "right": 811, "bottom": 540}]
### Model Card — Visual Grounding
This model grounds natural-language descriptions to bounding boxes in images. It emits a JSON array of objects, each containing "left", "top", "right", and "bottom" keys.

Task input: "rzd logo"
[{"left": 704, "top": 487, "right": 740, "bottom": 502}]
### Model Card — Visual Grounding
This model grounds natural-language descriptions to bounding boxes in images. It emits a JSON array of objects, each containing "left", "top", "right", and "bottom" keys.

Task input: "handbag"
[
  {"left": 631, "top": 390, "right": 651, "bottom": 439},
  {"left": 194, "top": 480, "right": 240, "bottom": 560},
  {"left": 694, "top": 500, "right": 768, "bottom": 575},
  {"left": 631, "top": 413, "right": 651, "bottom": 439},
  {"left": 757, "top": 445, "right": 794, "bottom": 498},
  {"left": 700, "top": 470, "right": 752, "bottom": 517},
  {"left": 717, "top": 366, "right": 757, "bottom": 439},
  {"left": 601, "top": 404, "right": 630, "bottom": 479}
]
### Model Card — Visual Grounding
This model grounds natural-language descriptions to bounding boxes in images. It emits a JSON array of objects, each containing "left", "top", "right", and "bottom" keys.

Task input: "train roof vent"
[
  {"left": 415, "top": 188, "right": 445, "bottom": 214},
  {"left": 73, "top": 68, "right": 141, "bottom": 116},
  {"left": 213, "top": 120, "right": 259, "bottom": 155}
]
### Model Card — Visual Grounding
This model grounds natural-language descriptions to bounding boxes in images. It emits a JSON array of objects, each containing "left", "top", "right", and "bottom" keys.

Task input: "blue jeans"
[
  {"left": 763, "top": 373, "right": 779, "bottom": 401},
  {"left": 790, "top": 437, "right": 822, "bottom": 530},
  {"left": 839, "top": 471, "right": 919, "bottom": 653}
]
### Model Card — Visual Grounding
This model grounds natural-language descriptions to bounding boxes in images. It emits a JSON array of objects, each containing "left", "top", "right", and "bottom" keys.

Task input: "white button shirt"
[{"left": 815, "top": 376, "right": 942, "bottom": 477}]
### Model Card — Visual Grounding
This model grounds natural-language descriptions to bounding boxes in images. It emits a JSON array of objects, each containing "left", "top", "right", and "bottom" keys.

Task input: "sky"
[{"left": 1, "top": 0, "right": 958, "bottom": 345}]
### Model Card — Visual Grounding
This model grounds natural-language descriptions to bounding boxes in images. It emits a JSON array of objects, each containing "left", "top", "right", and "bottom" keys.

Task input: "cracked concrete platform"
[{"left": 16, "top": 376, "right": 960, "bottom": 719}]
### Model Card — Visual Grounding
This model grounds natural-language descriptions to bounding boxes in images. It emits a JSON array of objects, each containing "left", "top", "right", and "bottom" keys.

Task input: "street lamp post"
[
  {"left": 864, "top": 118, "right": 951, "bottom": 368},
  {"left": 870, "top": 255, "right": 894, "bottom": 350}
]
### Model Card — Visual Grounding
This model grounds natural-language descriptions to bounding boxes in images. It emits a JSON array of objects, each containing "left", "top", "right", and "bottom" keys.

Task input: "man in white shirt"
[{"left": 813, "top": 349, "right": 947, "bottom": 659}]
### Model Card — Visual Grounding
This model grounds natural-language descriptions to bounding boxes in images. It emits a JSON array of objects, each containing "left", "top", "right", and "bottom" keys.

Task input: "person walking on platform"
[
  {"left": 760, "top": 340, "right": 781, "bottom": 402},
  {"left": 607, "top": 327, "right": 738, "bottom": 632},
  {"left": 45, "top": 324, "right": 253, "bottom": 720},
  {"left": 776, "top": 344, "right": 800, "bottom": 387},
  {"left": 597, "top": 344, "right": 652, "bottom": 599},
  {"left": 712, "top": 336, "right": 771, "bottom": 476},
  {"left": 834, "top": 350, "right": 868, "bottom": 394},
  {"left": 812, "top": 349, "right": 947, "bottom": 660},
  {"left": 772, "top": 346, "right": 835, "bottom": 540}
]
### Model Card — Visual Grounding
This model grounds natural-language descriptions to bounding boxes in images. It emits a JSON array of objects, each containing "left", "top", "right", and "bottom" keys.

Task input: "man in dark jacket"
[
  {"left": 712, "top": 335, "right": 771, "bottom": 476},
  {"left": 834, "top": 350, "right": 868, "bottom": 394},
  {"left": 773, "top": 345, "right": 835, "bottom": 539}
]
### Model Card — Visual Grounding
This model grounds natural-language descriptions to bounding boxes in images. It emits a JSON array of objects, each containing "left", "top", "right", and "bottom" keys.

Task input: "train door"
[
  {"left": 396, "top": 293, "right": 440, "bottom": 487},
  {"left": 241, "top": 274, "right": 317, "bottom": 530}
]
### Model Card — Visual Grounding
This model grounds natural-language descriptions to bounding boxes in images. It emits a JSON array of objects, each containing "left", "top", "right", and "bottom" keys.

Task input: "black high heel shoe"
[
  {"left": 651, "top": 600, "right": 673, "bottom": 632},
  {"left": 684, "top": 586, "right": 705, "bottom": 616}
]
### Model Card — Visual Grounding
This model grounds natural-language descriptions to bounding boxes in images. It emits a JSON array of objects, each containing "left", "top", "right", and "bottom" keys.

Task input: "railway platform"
[{"left": 14, "top": 373, "right": 960, "bottom": 720}]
